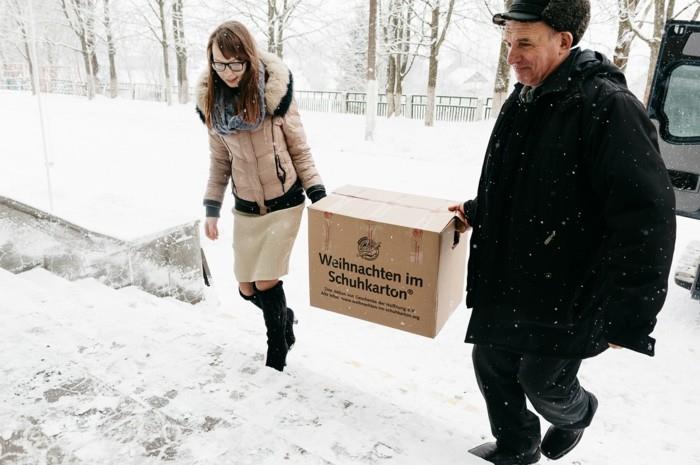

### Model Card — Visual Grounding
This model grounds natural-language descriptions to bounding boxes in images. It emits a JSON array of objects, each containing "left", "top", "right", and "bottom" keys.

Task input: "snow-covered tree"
[
  {"left": 3, "top": 0, "right": 38, "bottom": 94},
  {"left": 381, "top": 0, "right": 429, "bottom": 117},
  {"left": 424, "top": 0, "right": 455, "bottom": 127},
  {"left": 608, "top": 0, "right": 699, "bottom": 102},
  {"left": 366, "top": 0, "right": 378, "bottom": 140},
  {"left": 59, "top": 0, "right": 100, "bottom": 99},
  {"left": 141, "top": 0, "right": 173, "bottom": 105},
  {"left": 172, "top": 0, "right": 188, "bottom": 104},
  {"left": 489, "top": 0, "right": 512, "bottom": 117},
  {"left": 337, "top": 2, "right": 368, "bottom": 92},
  {"left": 213, "top": 0, "right": 303, "bottom": 59},
  {"left": 103, "top": 0, "right": 118, "bottom": 98}
]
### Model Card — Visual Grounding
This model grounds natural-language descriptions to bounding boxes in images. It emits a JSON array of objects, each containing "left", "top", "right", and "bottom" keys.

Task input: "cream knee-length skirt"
[{"left": 233, "top": 203, "right": 305, "bottom": 283}]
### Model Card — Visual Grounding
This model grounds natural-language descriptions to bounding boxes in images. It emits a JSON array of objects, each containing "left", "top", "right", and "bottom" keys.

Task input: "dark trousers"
[{"left": 472, "top": 344, "right": 598, "bottom": 453}]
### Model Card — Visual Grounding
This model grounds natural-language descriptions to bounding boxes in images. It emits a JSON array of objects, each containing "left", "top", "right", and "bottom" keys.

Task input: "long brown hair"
[{"left": 204, "top": 21, "right": 261, "bottom": 128}]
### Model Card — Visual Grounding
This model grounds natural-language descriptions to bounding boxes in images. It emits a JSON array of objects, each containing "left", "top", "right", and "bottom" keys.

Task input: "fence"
[
  {"left": 483, "top": 97, "right": 493, "bottom": 119},
  {"left": 0, "top": 78, "right": 186, "bottom": 103},
  {"left": 295, "top": 90, "right": 492, "bottom": 122},
  {"left": 1, "top": 78, "right": 495, "bottom": 122}
]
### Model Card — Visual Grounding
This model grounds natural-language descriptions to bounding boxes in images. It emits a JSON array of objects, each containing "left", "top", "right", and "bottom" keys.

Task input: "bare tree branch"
[
  {"left": 46, "top": 38, "right": 84, "bottom": 54},
  {"left": 435, "top": 0, "right": 455, "bottom": 51},
  {"left": 59, "top": 0, "right": 81, "bottom": 36},
  {"left": 624, "top": 0, "right": 655, "bottom": 44},
  {"left": 13, "top": 43, "right": 28, "bottom": 60},
  {"left": 482, "top": 0, "right": 496, "bottom": 17},
  {"left": 672, "top": 0, "right": 700, "bottom": 19}
]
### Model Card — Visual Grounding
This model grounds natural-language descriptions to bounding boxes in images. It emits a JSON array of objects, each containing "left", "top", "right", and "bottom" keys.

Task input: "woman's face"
[{"left": 212, "top": 42, "right": 247, "bottom": 88}]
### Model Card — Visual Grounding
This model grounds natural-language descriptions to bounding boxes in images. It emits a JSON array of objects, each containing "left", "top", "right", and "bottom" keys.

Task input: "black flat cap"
[
  {"left": 493, "top": 0, "right": 550, "bottom": 25},
  {"left": 492, "top": 0, "right": 591, "bottom": 46}
]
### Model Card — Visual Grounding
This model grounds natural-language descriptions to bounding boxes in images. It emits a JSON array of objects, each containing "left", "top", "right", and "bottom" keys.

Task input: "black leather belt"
[{"left": 234, "top": 180, "right": 305, "bottom": 215}]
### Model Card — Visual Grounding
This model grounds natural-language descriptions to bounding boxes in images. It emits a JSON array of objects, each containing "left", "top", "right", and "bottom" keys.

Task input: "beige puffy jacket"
[{"left": 196, "top": 52, "right": 324, "bottom": 216}]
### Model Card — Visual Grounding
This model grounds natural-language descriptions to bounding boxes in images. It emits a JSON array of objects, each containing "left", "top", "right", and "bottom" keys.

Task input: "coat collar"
[{"left": 195, "top": 51, "right": 294, "bottom": 123}]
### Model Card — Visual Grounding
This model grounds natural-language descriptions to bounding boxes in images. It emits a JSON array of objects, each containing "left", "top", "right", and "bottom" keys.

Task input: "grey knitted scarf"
[{"left": 212, "top": 61, "right": 266, "bottom": 135}]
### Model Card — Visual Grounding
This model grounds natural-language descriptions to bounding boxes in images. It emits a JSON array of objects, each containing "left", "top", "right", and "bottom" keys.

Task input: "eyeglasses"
[{"left": 212, "top": 61, "right": 246, "bottom": 72}]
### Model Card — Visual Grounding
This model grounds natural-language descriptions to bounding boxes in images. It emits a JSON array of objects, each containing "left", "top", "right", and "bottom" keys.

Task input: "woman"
[{"left": 196, "top": 21, "right": 326, "bottom": 371}]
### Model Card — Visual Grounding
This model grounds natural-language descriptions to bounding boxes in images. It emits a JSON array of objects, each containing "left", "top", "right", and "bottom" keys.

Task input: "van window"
[
  {"left": 682, "top": 32, "right": 700, "bottom": 56},
  {"left": 664, "top": 64, "right": 700, "bottom": 139}
]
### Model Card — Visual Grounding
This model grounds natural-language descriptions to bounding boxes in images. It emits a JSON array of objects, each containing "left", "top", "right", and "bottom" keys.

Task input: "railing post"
[{"left": 476, "top": 98, "right": 485, "bottom": 121}]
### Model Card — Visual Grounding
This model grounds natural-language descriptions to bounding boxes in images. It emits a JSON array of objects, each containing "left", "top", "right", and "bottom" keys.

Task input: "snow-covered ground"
[{"left": 1, "top": 90, "right": 699, "bottom": 465}]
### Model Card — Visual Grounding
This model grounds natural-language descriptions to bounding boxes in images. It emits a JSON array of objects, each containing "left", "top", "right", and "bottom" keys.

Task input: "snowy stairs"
[
  {"left": 0, "top": 268, "right": 287, "bottom": 464},
  {"left": 0, "top": 268, "right": 485, "bottom": 465}
]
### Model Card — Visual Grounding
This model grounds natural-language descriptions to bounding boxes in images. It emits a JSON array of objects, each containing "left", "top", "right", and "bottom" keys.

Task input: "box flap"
[{"left": 310, "top": 185, "right": 457, "bottom": 233}]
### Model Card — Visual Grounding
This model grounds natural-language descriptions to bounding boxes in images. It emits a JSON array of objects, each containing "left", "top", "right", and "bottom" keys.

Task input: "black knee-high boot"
[
  {"left": 255, "top": 282, "right": 289, "bottom": 371},
  {"left": 240, "top": 289, "right": 296, "bottom": 348}
]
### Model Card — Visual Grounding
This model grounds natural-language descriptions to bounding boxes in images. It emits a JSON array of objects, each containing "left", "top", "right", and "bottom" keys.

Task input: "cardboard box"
[{"left": 307, "top": 185, "right": 468, "bottom": 338}]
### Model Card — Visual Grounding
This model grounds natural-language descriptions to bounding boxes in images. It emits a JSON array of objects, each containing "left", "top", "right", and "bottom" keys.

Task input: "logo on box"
[{"left": 357, "top": 236, "right": 381, "bottom": 261}]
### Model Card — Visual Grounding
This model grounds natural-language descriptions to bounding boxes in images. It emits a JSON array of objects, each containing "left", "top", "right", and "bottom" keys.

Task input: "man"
[{"left": 449, "top": 0, "right": 677, "bottom": 464}]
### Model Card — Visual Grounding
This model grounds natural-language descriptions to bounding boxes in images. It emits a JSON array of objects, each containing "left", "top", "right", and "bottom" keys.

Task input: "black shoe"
[
  {"left": 241, "top": 288, "right": 296, "bottom": 349},
  {"left": 541, "top": 427, "right": 584, "bottom": 460},
  {"left": 255, "top": 282, "right": 289, "bottom": 371},
  {"left": 468, "top": 442, "right": 540, "bottom": 465}
]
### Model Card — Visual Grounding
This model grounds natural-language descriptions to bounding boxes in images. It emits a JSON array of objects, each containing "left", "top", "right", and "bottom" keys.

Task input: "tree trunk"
[
  {"left": 172, "top": 0, "right": 189, "bottom": 104},
  {"left": 665, "top": 0, "right": 676, "bottom": 23},
  {"left": 384, "top": 0, "right": 398, "bottom": 118},
  {"left": 395, "top": 0, "right": 413, "bottom": 117},
  {"left": 104, "top": 0, "right": 118, "bottom": 98},
  {"left": 85, "top": 10, "right": 100, "bottom": 78},
  {"left": 424, "top": 0, "right": 454, "bottom": 126},
  {"left": 396, "top": 0, "right": 411, "bottom": 117},
  {"left": 22, "top": 36, "right": 37, "bottom": 95},
  {"left": 157, "top": 0, "right": 172, "bottom": 105},
  {"left": 10, "top": 1, "right": 37, "bottom": 95},
  {"left": 424, "top": 4, "right": 439, "bottom": 127},
  {"left": 386, "top": 55, "right": 397, "bottom": 117},
  {"left": 268, "top": 0, "right": 277, "bottom": 54},
  {"left": 395, "top": 72, "right": 403, "bottom": 116},
  {"left": 276, "top": 0, "right": 286, "bottom": 58},
  {"left": 366, "top": 0, "right": 378, "bottom": 141},
  {"left": 276, "top": 10, "right": 284, "bottom": 58},
  {"left": 613, "top": 0, "right": 638, "bottom": 72},
  {"left": 59, "top": 0, "right": 97, "bottom": 99},
  {"left": 492, "top": 34, "right": 510, "bottom": 116},
  {"left": 643, "top": 0, "right": 665, "bottom": 104},
  {"left": 491, "top": 0, "right": 511, "bottom": 117},
  {"left": 78, "top": 34, "right": 96, "bottom": 99},
  {"left": 85, "top": 0, "right": 99, "bottom": 92}
]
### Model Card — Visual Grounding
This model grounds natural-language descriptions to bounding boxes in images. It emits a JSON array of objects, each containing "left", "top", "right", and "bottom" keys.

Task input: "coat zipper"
[
  {"left": 218, "top": 135, "right": 236, "bottom": 193},
  {"left": 271, "top": 120, "right": 287, "bottom": 191}
]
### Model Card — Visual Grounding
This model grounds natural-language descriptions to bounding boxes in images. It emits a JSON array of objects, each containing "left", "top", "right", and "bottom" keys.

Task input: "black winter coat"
[{"left": 463, "top": 49, "right": 676, "bottom": 358}]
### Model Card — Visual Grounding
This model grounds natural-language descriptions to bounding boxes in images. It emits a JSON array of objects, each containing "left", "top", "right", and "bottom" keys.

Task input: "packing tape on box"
[
  {"left": 322, "top": 212, "right": 333, "bottom": 252},
  {"left": 410, "top": 229, "right": 424, "bottom": 264}
]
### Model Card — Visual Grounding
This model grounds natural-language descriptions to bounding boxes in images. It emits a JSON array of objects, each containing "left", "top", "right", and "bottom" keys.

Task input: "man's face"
[{"left": 504, "top": 20, "right": 571, "bottom": 87}]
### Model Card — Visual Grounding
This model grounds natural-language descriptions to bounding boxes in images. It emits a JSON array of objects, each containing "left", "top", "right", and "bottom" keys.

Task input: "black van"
[{"left": 648, "top": 20, "right": 700, "bottom": 295}]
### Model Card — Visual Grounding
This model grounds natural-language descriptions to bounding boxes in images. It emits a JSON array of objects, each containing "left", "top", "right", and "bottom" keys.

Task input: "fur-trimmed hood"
[{"left": 195, "top": 51, "right": 294, "bottom": 123}]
